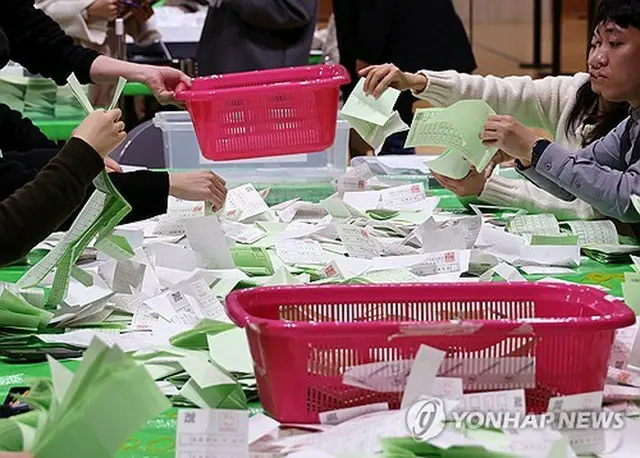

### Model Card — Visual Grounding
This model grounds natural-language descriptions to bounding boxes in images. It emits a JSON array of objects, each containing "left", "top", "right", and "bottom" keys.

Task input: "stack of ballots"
[
  {"left": 23, "top": 77, "right": 57, "bottom": 120},
  {"left": 0, "top": 76, "right": 27, "bottom": 113},
  {"left": 0, "top": 76, "right": 88, "bottom": 119}
]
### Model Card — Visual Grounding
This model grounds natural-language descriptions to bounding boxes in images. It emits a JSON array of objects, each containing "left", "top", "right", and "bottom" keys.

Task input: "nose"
[{"left": 589, "top": 49, "right": 607, "bottom": 69}]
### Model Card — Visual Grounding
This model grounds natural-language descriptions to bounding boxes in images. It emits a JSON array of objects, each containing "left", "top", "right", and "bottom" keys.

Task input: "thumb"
[{"left": 180, "top": 73, "right": 192, "bottom": 87}]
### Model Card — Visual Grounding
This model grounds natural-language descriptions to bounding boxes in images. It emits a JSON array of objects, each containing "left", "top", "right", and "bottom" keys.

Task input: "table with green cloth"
[{"left": 0, "top": 188, "right": 633, "bottom": 457}]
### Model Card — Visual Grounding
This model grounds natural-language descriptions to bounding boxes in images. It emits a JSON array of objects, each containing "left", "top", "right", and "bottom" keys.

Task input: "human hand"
[
  {"left": 432, "top": 168, "right": 486, "bottom": 197},
  {"left": 86, "top": 0, "right": 118, "bottom": 21},
  {"left": 139, "top": 65, "right": 191, "bottom": 105},
  {"left": 483, "top": 149, "right": 515, "bottom": 178},
  {"left": 104, "top": 156, "right": 123, "bottom": 173},
  {"left": 359, "top": 63, "right": 427, "bottom": 98},
  {"left": 355, "top": 59, "right": 370, "bottom": 73},
  {"left": 481, "top": 116, "right": 541, "bottom": 166},
  {"left": 169, "top": 171, "right": 227, "bottom": 211},
  {"left": 72, "top": 109, "right": 126, "bottom": 158}
]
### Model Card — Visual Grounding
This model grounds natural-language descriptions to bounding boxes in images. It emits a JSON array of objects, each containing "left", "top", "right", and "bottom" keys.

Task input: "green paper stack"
[
  {"left": 0, "top": 76, "right": 27, "bottom": 113},
  {"left": 55, "top": 84, "right": 89, "bottom": 119},
  {"left": 0, "top": 287, "right": 52, "bottom": 331},
  {"left": 23, "top": 77, "right": 57, "bottom": 120},
  {"left": 582, "top": 244, "right": 640, "bottom": 264},
  {"left": 6, "top": 338, "right": 170, "bottom": 458}
]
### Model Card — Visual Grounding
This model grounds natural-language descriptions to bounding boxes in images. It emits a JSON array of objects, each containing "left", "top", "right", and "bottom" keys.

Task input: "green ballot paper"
[
  {"left": 17, "top": 75, "right": 132, "bottom": 306},
  {"left": 21, "top": 338, "right": 171, "bottom": 458},
  {"left": 425, "top": 148, "right": 471, "bottom": 180},
  {"left": 230, "top": 246, "right": 275, "bottom": 276},
  {"left": 0, "top": 288, "right": 52, "bottom": 330},
  {"left": 340, "top": 78, "right": 409, "bottom": 152},
  {"left": 169, "top": 319, "right": 236, "bottom": 349},
  {"left": 406, "top": 101, "right": 498, "bottom": 176}
]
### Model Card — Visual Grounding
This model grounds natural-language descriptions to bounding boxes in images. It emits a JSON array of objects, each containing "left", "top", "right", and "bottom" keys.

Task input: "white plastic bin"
[{"left": 153, "top": 111, "right": 348, "bottom": 185}]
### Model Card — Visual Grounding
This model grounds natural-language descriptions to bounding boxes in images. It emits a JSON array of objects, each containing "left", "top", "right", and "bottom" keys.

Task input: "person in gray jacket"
[
  {"left": 481, "top": 0, "right": 640, "bottom": 226},
  {"left": 195, "top": 0, "right": 318, "bottom": 76}
]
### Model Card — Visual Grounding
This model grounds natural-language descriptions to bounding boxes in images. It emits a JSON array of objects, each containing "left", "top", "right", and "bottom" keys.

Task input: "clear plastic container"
[{"left": 153, "top": 111, "right": 348, "bottom": 185}]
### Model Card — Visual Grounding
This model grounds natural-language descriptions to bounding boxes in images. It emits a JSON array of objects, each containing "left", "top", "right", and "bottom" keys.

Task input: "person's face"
[{"left": 588, "top": 21, "right": 640, "bottom": 104}]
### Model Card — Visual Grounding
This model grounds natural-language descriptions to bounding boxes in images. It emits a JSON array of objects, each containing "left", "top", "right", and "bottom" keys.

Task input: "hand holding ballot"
[
  {"left": 169, "top": 170, "right": 228, "bottom": 211},
  {"left": 481, "top": 115, "right": 544, "bottom": 165},
  {"left": 431, "top": 167, "right": 487, "bottom": 197},
  {"left": 358, "top": 63, "right": 428, "bottom": 98},
  {"left": 71, "top": 109, "right": 126, "bottom": 158}
]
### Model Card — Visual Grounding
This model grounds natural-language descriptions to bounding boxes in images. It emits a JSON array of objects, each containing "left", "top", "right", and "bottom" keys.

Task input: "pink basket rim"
[
  {"left": 225, "top": 282, "right": 636, "bottom": 336},
  {"left": 175, "top": 64, "right": 351, "bottom": 101}
]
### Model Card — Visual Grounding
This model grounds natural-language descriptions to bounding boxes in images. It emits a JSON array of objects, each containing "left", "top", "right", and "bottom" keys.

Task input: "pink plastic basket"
[
  {"left": 226, "top": 282, "right": 635, "bottom": 423},
  {"left": 174, "top": 65, "right": 350, "bottom": 161}
]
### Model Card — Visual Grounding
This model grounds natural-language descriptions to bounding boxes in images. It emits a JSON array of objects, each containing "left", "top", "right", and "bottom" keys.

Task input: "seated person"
[
  {"left": 0, "top": 8, "right": 224, "bottom": 230},
  {"left": 0, "top": 103, "right": 227, "bottom": 231},
  {"left": 482, "top": 0, "right": 640, "bottom": 231},
  {"left": 35, "top": 0, "right": 161, "bottom": 106},
  {"left": 359, "top": 23, "right": 629, "bottom": 220},
  {"left": 0, "top": 108, "right": 126, "bottom": 266}
]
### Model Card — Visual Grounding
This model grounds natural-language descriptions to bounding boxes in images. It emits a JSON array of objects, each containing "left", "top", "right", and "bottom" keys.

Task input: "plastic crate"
[
  {"left": 174, "top": 65, "right": 350, "bottom": 161},
  {"left": 153, "top": 111, "right": 348, "bottom": 185},
  {"left": 225, "top": 283, "right": 635, "bottom": 423}
]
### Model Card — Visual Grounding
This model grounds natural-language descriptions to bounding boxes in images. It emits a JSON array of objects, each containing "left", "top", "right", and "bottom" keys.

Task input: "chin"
[{"left": 598, "top": 89, "right": 626, "bottom": 103}]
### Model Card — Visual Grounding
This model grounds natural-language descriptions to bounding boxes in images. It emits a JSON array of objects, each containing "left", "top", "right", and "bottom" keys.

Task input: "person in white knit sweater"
[
  {"left": 36, "top": 0, "right": 160, "bottom": 107},
  {"left": 358, "top": 59, "right": 629, "bottom": 221}
]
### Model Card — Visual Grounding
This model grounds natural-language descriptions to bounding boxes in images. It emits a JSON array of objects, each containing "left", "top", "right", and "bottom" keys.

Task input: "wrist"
[
  {"left": 90, "top": 56, "right": 148, "bottom": 84},
  {"left": 515, "top": 134, "right": 541, "bottom": 165},
  {"left": 410, "top": 73, "right": 428, "bottom": 92}
]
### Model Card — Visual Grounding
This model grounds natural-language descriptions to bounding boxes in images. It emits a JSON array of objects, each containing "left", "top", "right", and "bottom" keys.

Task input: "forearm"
[
  {"left": 3, "top": 149, "right": 58, "bottom": 173},
  {"left": 1, "top": 0, "right": 99, "bottom": 84},
  {"left": 516, "top": 164, "right": 579, "bottom": 203},
  {"left": 480, "top": 174, "right": 599, "bottom": 221},
  {"left": 0, "top": 138, "right": 102, "bottom": 266},
  {"left": 89, "top": 56, "right": 148, "bottom": 84},
  {"left": 414, "top": 72, "right": 583, "bottom": 134},
  {"left": 54, "top": 170, "right": 169, "bottom": 231},
  {"left": 0, "top": 104, "right": 56, "bottom": 152},
  {"left": 532, "top": 143, "right": 640, "bottom": 222}
]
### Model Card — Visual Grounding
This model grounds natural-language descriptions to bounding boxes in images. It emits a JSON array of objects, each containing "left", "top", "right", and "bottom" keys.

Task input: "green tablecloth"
[{"left": 0, "top": 188, "right": 633, "bottom": 457}]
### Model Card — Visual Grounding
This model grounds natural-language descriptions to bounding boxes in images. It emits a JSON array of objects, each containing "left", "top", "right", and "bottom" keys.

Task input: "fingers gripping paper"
[
  {"left": 340, "top": 79, "right": 409, "bottom": 153},
  {"left": 406, "top": 101, "right": 498, "bottom": 178},
  {"left": 17, "top": 75, "right": 131, "bottom": 306}
]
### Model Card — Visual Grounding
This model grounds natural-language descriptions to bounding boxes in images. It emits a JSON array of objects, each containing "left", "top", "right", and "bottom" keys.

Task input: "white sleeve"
[
  {"left": 479, "top": 174, "right": 599, "bottom": 221},
  {"left": 413, "top": 71, "right": 587, "bottom": 135},
  {"left": 35, "top": 0, "right": 108, "bottom": 45}
]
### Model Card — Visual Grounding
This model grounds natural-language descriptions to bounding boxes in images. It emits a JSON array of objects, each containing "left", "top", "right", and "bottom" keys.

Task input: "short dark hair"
[{"left": 595, "top": 0, "right": 640, "bottom": 30}]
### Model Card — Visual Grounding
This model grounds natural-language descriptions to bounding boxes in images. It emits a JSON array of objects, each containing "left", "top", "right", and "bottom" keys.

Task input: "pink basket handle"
[{"left": 174, "top": 82, "right": 189, "bottom": 101}]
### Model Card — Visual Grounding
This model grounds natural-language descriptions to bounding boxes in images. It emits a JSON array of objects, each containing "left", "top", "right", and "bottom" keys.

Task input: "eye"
[{"left": 609, "top": 41, "right": 622, "bottom": 48}]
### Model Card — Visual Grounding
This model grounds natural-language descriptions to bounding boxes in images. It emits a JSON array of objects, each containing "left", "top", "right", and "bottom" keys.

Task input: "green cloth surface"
[{"left": 0, "top": 188, "right": 632, "bottom": 457}]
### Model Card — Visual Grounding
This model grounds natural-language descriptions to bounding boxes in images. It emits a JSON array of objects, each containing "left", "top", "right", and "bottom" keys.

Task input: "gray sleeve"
[
  {"left": 517, "top": 166, "right": 578, "bottom": 202},
  {"left": 224, "top": 0, "right": 316, "bottom": 29},
  {"left": 528, "top": 124, "right": 640, "bottom": 222}
]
